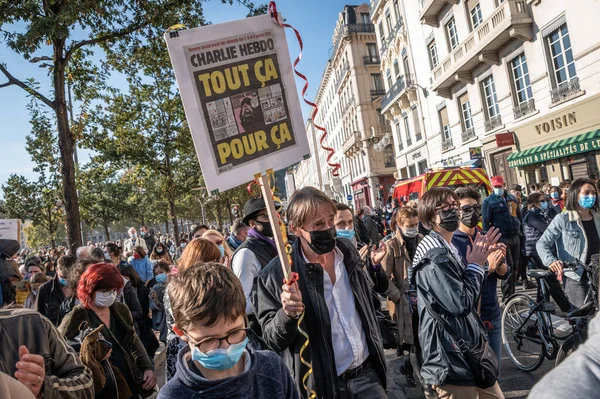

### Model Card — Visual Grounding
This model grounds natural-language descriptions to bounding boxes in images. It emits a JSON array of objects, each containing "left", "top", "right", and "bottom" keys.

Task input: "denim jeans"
[{"left": 487, "top": 314, "right": 502, "bottom": 375}]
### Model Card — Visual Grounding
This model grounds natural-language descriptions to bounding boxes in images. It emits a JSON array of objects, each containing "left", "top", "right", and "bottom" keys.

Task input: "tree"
[
  {"left": 1, "top": 99, "right": 64, "bottom": 248},
  {"left": 78, "top": 165, "right": 134, "bottom": 241},
  {"left": 0, "top": 0, "right": 265, "bottom": 253}
]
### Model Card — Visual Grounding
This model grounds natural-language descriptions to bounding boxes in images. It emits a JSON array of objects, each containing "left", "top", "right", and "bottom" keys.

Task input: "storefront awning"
[{"left": 507, "top": 129, "right": 600, "bottom": 168}]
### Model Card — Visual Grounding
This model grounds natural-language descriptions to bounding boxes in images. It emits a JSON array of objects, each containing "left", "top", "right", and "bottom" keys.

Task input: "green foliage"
[{"left": 25, "top": 223, "right": 66, "bottom": 249}]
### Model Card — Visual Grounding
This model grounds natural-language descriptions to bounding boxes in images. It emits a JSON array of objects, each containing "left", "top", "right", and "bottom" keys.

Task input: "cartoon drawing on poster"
[{"left": 164, "top": 14, "right": 309, "bottom": 193}]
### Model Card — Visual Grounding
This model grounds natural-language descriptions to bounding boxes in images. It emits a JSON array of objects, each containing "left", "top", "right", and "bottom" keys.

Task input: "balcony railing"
[
  {"left": 513, "top": 98, "right": 536, "bottom": 119},
  {"left": 342, "top": 131, "right": 362, "bottom": 154},
  {"left": 333, "top": 24, "right": 376, "bottom": 60},
  {"left": 430, "top": 0, "right": 533, "bottom": 98},
  {"left": 442, "top": 137, "right": 454, "bottom": 152},
  {"left": 415, "top": 132, "right": 423, "bottom": 142},
  {"left": 386, "top": 18, "right": 404, "bottom": 44},
  {"left": 406, "top": 135, "right": 413, "bottom": 147},
  {"left": 363, "top": 55, "right": 381, "bottom": 65},
  {"left": 370, "top": 88, "right": 386, "bottom": 97},
  {"left": 461, "top": 127, "right": 476, "bottom": 143},
  {"left": 550, "top": 77, "right": 581, "bottom": 103},
  {"left": 379, "top": 40, "right": 388, "bottom": 55},
  {"left": 398, "top": 141, "right": 404, "bottom": 152},
  {"left": 484, "top": 115, "right": 502, "bottom": 132},
  {"left": 380, "top": 74, "right": 414, "bottom": 112},
  {"left": 341, "top": 98, "right": 355, "bottom": 116}
]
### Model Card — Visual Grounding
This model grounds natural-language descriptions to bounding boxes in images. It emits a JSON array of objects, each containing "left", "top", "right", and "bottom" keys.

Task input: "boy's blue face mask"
[
  {"left": 336, "top": 229, "right": 355, "bottom": 240},
  {"left": 191, "top": 337, "right": 248, "bottom": 371}
]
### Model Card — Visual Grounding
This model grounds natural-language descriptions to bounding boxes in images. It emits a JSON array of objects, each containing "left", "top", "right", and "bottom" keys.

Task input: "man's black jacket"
[{"left": 252, "top": 237, "right": 388, "bottom": 399}]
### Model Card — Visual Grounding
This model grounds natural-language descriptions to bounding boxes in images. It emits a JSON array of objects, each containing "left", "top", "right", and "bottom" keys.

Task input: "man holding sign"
[{"left": 254, "top": 187, "right": 388, "bottom": 399}]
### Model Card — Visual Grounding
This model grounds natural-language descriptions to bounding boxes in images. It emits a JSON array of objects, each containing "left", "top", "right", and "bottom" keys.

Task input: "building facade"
[
  {"left": 409, "top": 0, "right": 600, "bottom": 188},
  {"left": 306, "top": 4, "right": 397, "bottom": 209}
]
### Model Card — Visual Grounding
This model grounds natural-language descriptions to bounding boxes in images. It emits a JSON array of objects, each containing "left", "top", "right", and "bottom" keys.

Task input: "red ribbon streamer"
[{"left": 268, "top": 2, "right": 341, "bottom": 177}]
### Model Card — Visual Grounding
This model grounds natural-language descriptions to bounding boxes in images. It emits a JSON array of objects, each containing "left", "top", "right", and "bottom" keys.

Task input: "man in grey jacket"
[
  {"left": 529, "top": 310, "right": 600, "bottom": 398},
  {"left": 0, "top": 307, "right": 94, "bottom": 398}
]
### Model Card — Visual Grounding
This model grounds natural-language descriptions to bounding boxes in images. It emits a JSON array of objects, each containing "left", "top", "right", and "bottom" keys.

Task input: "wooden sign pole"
[{"left": 259, "top": 173, "right": 292, "bottom": 281}]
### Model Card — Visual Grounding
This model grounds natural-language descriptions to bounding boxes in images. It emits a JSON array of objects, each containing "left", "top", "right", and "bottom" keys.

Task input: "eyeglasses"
[
  {"left": 184, "top": 327, "right": 248, "bottom": 353},
  {"left": 460, "top": 204, "right": 482, "bottom": 213},
  {"left": 436, "top": 202, "right": 460, "bottom": 212}
]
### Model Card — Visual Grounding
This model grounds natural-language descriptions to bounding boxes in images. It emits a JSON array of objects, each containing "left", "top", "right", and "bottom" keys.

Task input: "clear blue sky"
[{"left": 0, "top": 0, "right": 360, "bottom": 188}]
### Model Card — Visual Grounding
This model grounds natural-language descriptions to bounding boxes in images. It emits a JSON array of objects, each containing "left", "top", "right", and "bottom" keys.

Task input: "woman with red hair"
[{"left": 58, "top": 263, "right": 157, "bottom": 398}]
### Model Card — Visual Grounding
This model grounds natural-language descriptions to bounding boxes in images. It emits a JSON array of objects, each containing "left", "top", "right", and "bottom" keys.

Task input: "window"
[
  {"left": 446, "top": 18, "right": 459, "bottom": 50},
  {"left": 395, "top": 122, "right": 403, "bottom": 151},
  {"left": 371, "top": 74, "right": 384, "bottom": 91},
  {"left": 384, "top": 145, "right": 395, "bottom": 168},
  {"left": 547, "top": 24, "right": 576, "bottom": 86},
  {"left": 376, "top": 108, "right": 386, "bottom": 125},
  {"left": 367, "top": 43, "right": 378, "bottom": 57},
  {"left": 409, "top": 165, "right": 417, "bottom": 178},
  {"left": 510, "top": 54, "right": 533, "bottom": 104},
  {"left": 360, "top": 12, "right": 370, "bottom": 25},
  {"left": 412, "top": 108, "right": 422, "bottom": 141},
  {"left": 439, "top": 107, "right": 451, "bottom": 140},
  {"left": 404, "top": 115, "right": 412, "bottom": 146},
  {"left": 378, "top": 23, "right": 385, "bottom": 45},
  {"left": 393, "top": 61, "right": 400, "bottom": 78},
  {"left": 481, "top": 75, "right": 500, "bottom": 118},
  {"left": 403, "top": 53, "right": 410, "bottom": 76},
  {"left": 428, "top": 41, "right": 439, "bottom": 68},
  {"left": 386, "top": 13, "right": 392, "bottom": 35},
  {"left": 387, "top": 70, "right": 393, "bottom": 89},
  {"left": 458, "top": 93, "right": 474, "bottom": 131},
  {"left": 418, "top": 160, "right": 428, "bottom": 174},
  {"left": 393, "top": 0, "right": 401, "bottom": 23},
  {"left": 469, "top": 1, "right": 483, "bottom": 29}
]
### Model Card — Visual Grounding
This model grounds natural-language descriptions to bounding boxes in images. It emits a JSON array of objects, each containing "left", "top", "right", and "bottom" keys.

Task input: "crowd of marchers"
[{"left": 0, "top": 177, "right": 600, "bottom": 399}]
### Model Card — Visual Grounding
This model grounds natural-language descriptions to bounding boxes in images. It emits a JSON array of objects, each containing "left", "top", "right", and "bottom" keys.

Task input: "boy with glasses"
[{"left": 158, "top": 263, "right": 298, "bottom": 399}]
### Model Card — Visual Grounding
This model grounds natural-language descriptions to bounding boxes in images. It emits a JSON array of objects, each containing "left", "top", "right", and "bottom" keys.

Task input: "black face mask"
[
  {"left": 439, "top": 209, "right": 460, "bottom": 232},
  {"left": 460, "top": 209, "right": 481, "bottom": 228},
  {"left": 256, "top": 221, "right": 274, "bottom": 238},
  {"left": 305, "top": 226, "right": 337, "bottom": 255}
]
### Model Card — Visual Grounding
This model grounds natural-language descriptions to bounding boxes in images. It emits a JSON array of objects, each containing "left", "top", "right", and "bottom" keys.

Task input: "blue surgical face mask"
[
  {"left": 551, "top": 192, "right": 560, "bottom": 200},
  {"left": 155, "top": 273, "right": 168, "bottom": 284},
  {"left": 59, "top": 277, "right": 69, "bottom": 286},
  {"left": 540, "top": 201, "right": 548, "bottom": 210},
  {"left": 336, "top": 229, "right": 356, "bottom": 240},
  {"left": 104, "top": 251, "right": 110, "bottom": 259},
  {"left": 218, "top": 245, "right": 225, "bottom": 258},
  {"left": 493, "top": 188, "right": 504, "bottom": 197},
  {"left": 191, "top": 337, "right": 248, "bottom": 371},
  {"left": 579, "top": 195, "right": 597, "bottom": 209}
]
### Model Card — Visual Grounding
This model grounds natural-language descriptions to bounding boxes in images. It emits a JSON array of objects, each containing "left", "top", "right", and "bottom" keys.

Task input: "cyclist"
[
  {"left": 524, "top": 193, "right": 571, "bottom": 312},
  {"left": 537, "top": 178, "right": 600, "bottom": 308}
]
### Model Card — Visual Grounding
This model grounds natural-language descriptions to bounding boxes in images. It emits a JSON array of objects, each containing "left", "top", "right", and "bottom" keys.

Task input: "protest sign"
[
  {"left": 165, "top": 14, "right": 309, "bottom": 193},
  {"left": 0, "top": 219, "right": 21, "bottom": 241}
]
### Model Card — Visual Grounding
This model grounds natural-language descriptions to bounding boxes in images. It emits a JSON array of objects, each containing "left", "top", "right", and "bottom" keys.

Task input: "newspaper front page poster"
[{"left": 165, "top": 14, "right": 309, "bottom": 193}]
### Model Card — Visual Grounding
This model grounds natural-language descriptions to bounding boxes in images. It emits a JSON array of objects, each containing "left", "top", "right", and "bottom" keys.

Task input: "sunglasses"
[
  {"left": 460, "top": 204, "right": 482, "bottom": 213},
  {"left": 436, "top": 202, "right": 460, "bottom": 212}
]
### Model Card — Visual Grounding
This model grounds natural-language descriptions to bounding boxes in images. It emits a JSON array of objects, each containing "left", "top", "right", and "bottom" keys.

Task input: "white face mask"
[{"left": 94, "top": 290, "right": 117, "bottom": 308}]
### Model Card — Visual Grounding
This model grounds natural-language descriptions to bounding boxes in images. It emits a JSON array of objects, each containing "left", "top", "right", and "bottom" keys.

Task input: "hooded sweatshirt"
[{"left": 158, "top": 346, "right": 299, "bottom": 399}]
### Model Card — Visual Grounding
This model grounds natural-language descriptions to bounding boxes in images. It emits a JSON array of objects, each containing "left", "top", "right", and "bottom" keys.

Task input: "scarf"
[
  {"left": 228, "top": 233, "right": 243, "bottom": 249},
  {"left": 246, "top": 228, "right": 277, "bottom": 252}
]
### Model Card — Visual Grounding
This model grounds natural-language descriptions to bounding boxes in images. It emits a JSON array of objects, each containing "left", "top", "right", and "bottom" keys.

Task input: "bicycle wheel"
[
  {"left": 502, "top": 294, "right": 545, "bottom": 371},
  {"left": 555, "top": 334, "right": 582, "bottom": 366}
]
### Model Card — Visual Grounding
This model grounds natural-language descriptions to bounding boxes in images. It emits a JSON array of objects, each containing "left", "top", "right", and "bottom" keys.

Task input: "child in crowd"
[
  {"left": 150, "top": 261, "right": 171, "bottom": 343},
  {"left": 158, "top": 262, "right": 298, "bottom": 399}
]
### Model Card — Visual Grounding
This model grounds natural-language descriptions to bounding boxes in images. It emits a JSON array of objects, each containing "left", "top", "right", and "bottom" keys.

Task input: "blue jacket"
[
  {"left": 452, "top": 230, "right": 510, "bottom": 322},
  {"left": 129, "top": 256, "right": 154, "bottom": 283},
  {"left": 537, "top": 210, "right": 600, "bottom": 267},
  {"left": 482, "top": 191, "right": 522, "bottom": 236},
  {"left": 158, "top": 346, "right": 299, "bottom": 399}
]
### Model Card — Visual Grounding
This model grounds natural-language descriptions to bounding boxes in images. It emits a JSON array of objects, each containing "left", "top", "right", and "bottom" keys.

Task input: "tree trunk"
[
  {"left": 226, "top": 197, "right": 233, "bottom": 224},
  {"left": 216, "top": 202, "right": 223, "bottom": 231},
  {"left": 54, "top": 43, "right": 82, "bottom": 254},
  {"left": 165, "top": 219, "right": 170, "bottom": 235},
  {"left": 50, "top": 238, "right": 56, "bottom": 249},
  {"left": 165, "top": 153, "right": 179, "bottom": 246},
  {"left": 104, "top": 224, "right": 111, "bottom": 241}
]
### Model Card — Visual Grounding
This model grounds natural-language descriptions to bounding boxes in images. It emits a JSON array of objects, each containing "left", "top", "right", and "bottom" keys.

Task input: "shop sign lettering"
[
  {"left": 508, "top": 138, "right": 600, "bottom": 168},
  {"left": 535, "top": 112, "right": 577, "bottom": 134}
]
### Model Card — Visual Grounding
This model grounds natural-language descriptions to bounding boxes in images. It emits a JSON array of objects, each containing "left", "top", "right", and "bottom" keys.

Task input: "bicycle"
[{"left": 501, "top": 255, "right": 599, "bottom": 371}]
